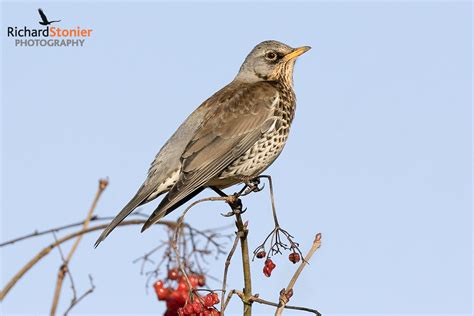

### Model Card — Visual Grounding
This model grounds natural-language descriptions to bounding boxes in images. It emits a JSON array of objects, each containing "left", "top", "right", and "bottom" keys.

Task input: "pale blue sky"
[{"left": 1, "top": 1, "right": 472, "bottom": 315}]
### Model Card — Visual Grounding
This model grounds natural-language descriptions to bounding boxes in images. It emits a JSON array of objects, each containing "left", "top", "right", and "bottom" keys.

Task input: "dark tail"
[
  {"left": 94, "top": 185, "right": 155, "bottom": 247},
  {"left": 141, "top": 187, "right": 205, "bottom": 232}
]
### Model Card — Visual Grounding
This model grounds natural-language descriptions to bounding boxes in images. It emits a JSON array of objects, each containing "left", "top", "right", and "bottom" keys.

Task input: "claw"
[
  {"left": 242, "top": 178, "right": 264, "bottom": 195},
  {"left": 255, "top": 182, "right": 265, "bottom": 192},
  {"left": 221, "top": 211, "right": 235, "bottom": 217}
]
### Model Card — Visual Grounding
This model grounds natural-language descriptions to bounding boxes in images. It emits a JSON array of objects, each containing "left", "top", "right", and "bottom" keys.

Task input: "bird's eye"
[{"left": 265, "top": 51, "right": 277, "bottom": 61}]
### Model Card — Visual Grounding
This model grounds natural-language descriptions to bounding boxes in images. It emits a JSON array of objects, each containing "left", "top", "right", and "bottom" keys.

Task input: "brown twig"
[
  {"left": 0, "top": 213, "right": 148, "bottom": 248},
  {"left": 212, "top": 186, "right": 255, "bottom": 316},
  {"left": 50, "top": 178, "right": 109, "bottom": 315},
  {"left": 211, "top": 187, "right": 254, "bottom": 316},
  {"left": 275, "top": 233, "right": 322, "bottom": 316},
  {"left": 228, "top": 289, "right": 321, "bottom": 315},
  {"left": 234, "top": 208, "right": 252, "bottom": 316},
  {"left": 63, "top": 275, "right": 95, "bottom": 316},
  {"left": 170, "top": 196, "right": 229, "bottom": 302},
  {"left": 222, "top": 289, "right": 238, "bottom": 311},
  {"left": 0, "top": 219, "right": 174, "bottom": 300},
  {"left": 51, "top": 232, "right": 78, "bottom": 303},
  {"left": 251, "top": 295, "right": 321, "bottom": 315},
  {"left": 220, "top": 231, "right": 241, "bottom": 315}
]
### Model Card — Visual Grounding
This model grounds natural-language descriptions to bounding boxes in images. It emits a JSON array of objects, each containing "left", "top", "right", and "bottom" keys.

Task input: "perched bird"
[{"left": 95, "top": 40, "right": 310, "bottom": 247}]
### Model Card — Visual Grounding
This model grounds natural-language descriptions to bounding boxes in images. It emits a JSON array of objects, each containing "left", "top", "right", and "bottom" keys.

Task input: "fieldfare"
[{"left": 95, "top": 40, "right": 310, "bottom": 247}]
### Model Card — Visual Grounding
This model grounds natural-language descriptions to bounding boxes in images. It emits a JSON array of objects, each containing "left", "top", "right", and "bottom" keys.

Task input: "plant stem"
[
  {"left": 0, "top": 220, "right": 175, "bottom": 300},
  {"left": 50, "top": 179, "right": 108, "bottom": 316},
  {"left": 274, "top": 233, "right": 322, "bottom": 316},
  {"left": 234, "top": 211, "right": 252, "bottom": 316}
]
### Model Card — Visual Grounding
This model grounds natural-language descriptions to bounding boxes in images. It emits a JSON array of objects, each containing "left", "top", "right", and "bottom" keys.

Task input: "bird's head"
[{"left": 235, "top": 40, "right": 311, "bottom": 86}]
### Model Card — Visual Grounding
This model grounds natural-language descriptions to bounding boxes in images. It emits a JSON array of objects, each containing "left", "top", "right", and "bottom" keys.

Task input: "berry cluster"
[
  {"left": 255, "top": 249, "right": 302, "bottom": 277},
  {"left": 153, "top": 268, "right": 220, "bottom": 316},
  {"left": 177, "top": 293, "right": 220, "bottom": 316}
]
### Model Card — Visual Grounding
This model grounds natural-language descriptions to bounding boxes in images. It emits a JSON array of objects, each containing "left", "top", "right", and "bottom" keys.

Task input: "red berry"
[
  {"left": 177, "top": 308, "right": 185, "bottom": 316},
  {"left": 263, "top": 265, "right": 272, "bottom": 277},
  {"left": 156, "top": 287, "right": 169, "bottom": 300},
  {"left": 177, "top": 281, "right": 188, "bottom": 292},
  {"left": 256, "top": 251, "right": 266, "bottom": 259},
  {"left": 153, "top": 280, "right": 164, "bottom": 293},
  {"left": 153, "top": 280, "right": 165, "bottom": 290},
  {"left": 192, "top": 301, "right": 203, "bottom": 313},
  {"left": 183, "top": 303, "right": 194, "bottom": 315},
  {"left": 265, "top": 259, "right": 276, "bottom": 269},
  {"left": 164, "top": 309, "right": 176, "bottom": 316},
  {"left": 168, "top": 268, "right": 180, "bottom": 280},
  {"left": 198, "top": 275, "right": 206, "bottom": 286},
  {"left": 210, "top": 309, "right": 221, "bottom": 316},
  {"left": 189, "top": 275, "right": 199, "bottom": 288},
  {"left": 211, "top": 293, "right": 220, "bottom": 305},
  {"left": 167, "top": 292, "right": 183, "bottom": 311},
  {"left": 181, "top": 291, "right": 190, "bottom": 305},
  {"left": 288, "top": 252, "right": 301, "bottom": 264},
  {"left": 204, "top": 294, "right": 214, "bottom": 307},
  {"left": 166, "top": 297, "right": 180, "bottom": 311}
]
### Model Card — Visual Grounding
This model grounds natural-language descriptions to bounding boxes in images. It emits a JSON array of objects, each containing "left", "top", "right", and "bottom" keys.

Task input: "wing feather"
[
  {"left": 141, "top": 82, "right": 279, "bottom": 230},
  {"left": 38, "top": 9, "right": 48, "bottom": 23}
]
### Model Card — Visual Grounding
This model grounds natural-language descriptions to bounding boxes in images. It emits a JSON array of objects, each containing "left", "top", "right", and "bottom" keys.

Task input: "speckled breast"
[{"left": 218, "top": 87, "right": 296, "bottom": 181}]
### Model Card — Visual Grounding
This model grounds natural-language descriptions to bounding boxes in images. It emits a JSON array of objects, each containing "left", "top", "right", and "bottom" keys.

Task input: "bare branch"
[
  {"left": 274, "top": 233, "right": 322, "bottom": 316},
  {"left": 63, "top": 275, "right": 96, "bottom": 316},
  {"left": 50, "top": 178, "right": 109, "bottom": 315},
  {"left": 52, "top": 232, "right": 77, "bottom": 302},
  {"left": 220, "top": 232, "right": 240, "bottom": 315},
  {"left": 251, "top": 295, "right": 321, "bottom": 315},
  {"left": 0, "top": 213, "right": 149, "bottom": 248},
  {"left": 0, "top": 219, "right": 175, "bottom": 300}
]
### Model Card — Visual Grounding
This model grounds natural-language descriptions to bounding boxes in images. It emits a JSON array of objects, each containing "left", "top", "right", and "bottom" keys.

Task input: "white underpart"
[{"left": 147, "top": 168, "right": 180, "bottom": 200}]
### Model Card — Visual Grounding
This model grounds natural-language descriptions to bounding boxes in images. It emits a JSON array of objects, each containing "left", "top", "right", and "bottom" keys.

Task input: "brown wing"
[{"left": 141, "top": 81, "right": 279, "bottom": 230}]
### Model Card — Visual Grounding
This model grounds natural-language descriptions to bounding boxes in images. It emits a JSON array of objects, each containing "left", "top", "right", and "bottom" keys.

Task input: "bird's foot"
[
  {"left": 221, "top": 194, "right": 247, "bottom": 217},
  {"left": 240, "top": 177, "right": 265, "bottom": 196}
]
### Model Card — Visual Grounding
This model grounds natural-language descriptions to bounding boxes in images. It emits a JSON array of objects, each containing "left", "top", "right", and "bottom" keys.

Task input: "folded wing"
[{"left": 142, "top": 82, "right": 279, "bottom": 230}]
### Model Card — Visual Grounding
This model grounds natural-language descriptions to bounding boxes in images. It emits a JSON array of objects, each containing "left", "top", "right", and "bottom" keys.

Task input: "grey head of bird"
[{"left": 234, "top": 40, "right": 311, "bottom": 86}]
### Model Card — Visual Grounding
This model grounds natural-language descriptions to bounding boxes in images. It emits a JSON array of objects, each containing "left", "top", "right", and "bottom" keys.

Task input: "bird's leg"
[
  {"left": 210, "top": 186, "right": 227, "bottom": 198},
  {"left": 258, "top": 175, "right": 279, "bottom": 228}
]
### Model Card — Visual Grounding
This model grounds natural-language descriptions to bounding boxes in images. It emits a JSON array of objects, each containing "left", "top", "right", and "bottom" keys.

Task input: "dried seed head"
[
  {"left": 256, "top": 251, "right": 266, "bottom": 259},
  {"left": 288, "top": 252, "right": 301, "bottom": 264}
]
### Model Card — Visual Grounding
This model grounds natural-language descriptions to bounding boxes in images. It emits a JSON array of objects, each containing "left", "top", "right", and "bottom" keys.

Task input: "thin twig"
[
  {"left": 212, "top": 187, "right": 253, "bottom": 316},
  {"left": 0, "top": 219, "right": 174, "bottom": 300},
  {"left": 234, "top": 209, "right": 252, "bottom": 316},
  {"left": 274, "top": 233, "right": 322, "bottom": 316},
  {"left": 63, "top": 275, "right": 96, "bottom": 316},
  {"left": 223, "top": 289, "right": 238, "bottom": 311},
  {"left": 251, "top": 295, "right": 321, "bottom": 315},
  {"left": 51, "top": 232, "right": 77, "bottom": 302},
  {"left": 220, "top": 232, "right": 241, "bottom": 315},
  {"left": 170, "top": 196, "right": 229, "bottom": 302},
  {"left": 0, "top": 213, "right": 148, "bottom": 248},
  {"left": 50, "top": 178, "right": 108, "bottom": 316}
]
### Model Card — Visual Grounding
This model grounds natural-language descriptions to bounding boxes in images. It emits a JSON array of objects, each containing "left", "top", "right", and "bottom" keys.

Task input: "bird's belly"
[{"left": 218, "top": 128, "right": 289, "bottom": 181}]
